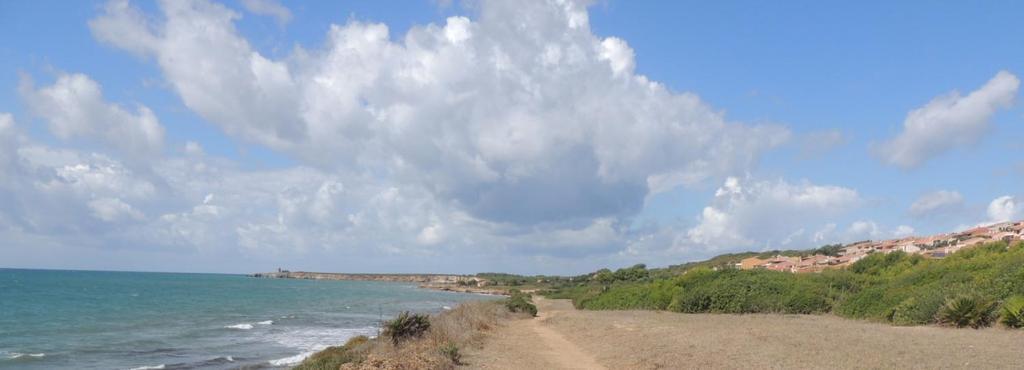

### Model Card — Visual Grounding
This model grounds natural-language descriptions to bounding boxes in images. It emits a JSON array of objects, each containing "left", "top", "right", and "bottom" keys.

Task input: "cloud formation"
[
  {"left": 89, "top": 0, "right": 789, "bottom": 226},
  {"left": 875, "top": 71, "right": 1019, "bottom": 169},
  {"left": 988, "top": 196, "right": 1020, "bottom": 223},
  {"left": 684, "top": 176, "right": 861, "bottom": 251},
  {"left": 20, "top": 72, "right": 165, "bottom": 157},
  {"left": 909, "top": 190, "right": 964, "bottom": 217},
  {"left": 240, "top": 0, "right": 291, "bottom": 25}
]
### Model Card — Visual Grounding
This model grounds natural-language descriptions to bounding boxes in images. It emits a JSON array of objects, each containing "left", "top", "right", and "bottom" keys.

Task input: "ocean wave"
[
  {"left": 224, "top": 323, "right": 253, "bottom": 330},
  {"left": 127, "top": 365, "right": 164, "bottom": 370},
  {"left": 268, "top": 326, "right": 377, "bottom": 351},
  {"left": 225, "top": 319, "right": 273, "bottom": 330},
  {"left": 7, "top": 352, "right": 45, "bottom": 360},
  {"left": 264, "top": 326, "right": 378, "bottom": 367},
  {"left": 268, "top": 351, "right": 313, "bottom": 367}
]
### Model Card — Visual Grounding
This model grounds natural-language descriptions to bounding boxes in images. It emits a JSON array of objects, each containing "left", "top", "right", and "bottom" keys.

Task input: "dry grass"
[
  {"left": 298, "top": 300, "right": 523, "bottom": 370},
  {"left": 465, "top": 298, "right": 1024, "bottom": 370}
]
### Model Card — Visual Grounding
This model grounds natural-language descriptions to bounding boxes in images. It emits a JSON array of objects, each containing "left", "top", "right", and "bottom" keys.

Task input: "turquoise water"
[{"left": 0, "top": 269, "right": 492, "bottom": 369}]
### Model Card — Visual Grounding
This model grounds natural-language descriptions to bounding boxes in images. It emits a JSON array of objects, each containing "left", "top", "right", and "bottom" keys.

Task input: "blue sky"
[{"left": 0, "top": 0, "right": 1021, "bottom": 274}]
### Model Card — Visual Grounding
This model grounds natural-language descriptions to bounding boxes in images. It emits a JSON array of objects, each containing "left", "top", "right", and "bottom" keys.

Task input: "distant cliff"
[{"left": 250, "top": 271, "right": 473, "bottom": 284}]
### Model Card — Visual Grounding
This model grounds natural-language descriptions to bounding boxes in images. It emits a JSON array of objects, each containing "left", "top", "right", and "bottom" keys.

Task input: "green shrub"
[
  {"left": 505, "top": 292, "right": 538, "bottom": 316},
  {"left": 936, "top": 295, "right": 997, "bottom": 329},
  {"left": 294, "top": 335, "right": 368, "bottom": 370},
  {"left": 439, "top": 342, "right": 462, "bottom": 364},
  {"left": 999, "top": 295, "right": 1024, "bottom": 328},
  {"left": 383, "top": 311, "right": 431, "bottom": 345},
  {"left": 888, "top": 292, "right": 945, "bottom": 326}
]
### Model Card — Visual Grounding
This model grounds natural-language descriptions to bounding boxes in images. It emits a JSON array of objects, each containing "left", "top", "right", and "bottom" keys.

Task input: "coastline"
[{"left": 417, "top": 283, "right": 511, "bottom": 296}]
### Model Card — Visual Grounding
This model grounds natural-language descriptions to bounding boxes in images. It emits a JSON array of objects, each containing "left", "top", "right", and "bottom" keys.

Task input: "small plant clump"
[
  {"left": 999, "top": 295, "right": 1024, "bottom": 328},
  {"left": 936, "top": 295, "right": 997, "bottom": 329},
  {"left": 383, "top": 311, "right": 431, "bottom": 345},
  {"left": 438, "top": 342, "right": 462, "bottom": 365},
  {"left": 505, "top": 290, "right": 538, "bottom": 316}
]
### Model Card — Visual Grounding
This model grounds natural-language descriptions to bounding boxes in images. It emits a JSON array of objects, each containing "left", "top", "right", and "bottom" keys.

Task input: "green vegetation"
[
  {"left": 999, "top": 295, "right": 1024, "bottom": 328},
  {"left": 544, "top": 241, "right": 1024, "bottom": 328},
  {"left": 438, "top": 342, "right": 462, "bottom": 365},
  {"left": 383, "top": 311, "right": 431, "bottom": 345},
  {"left": 294, "top": 335, "right": 369, "bottom": 370},
  {"left": 504, "top": 290, "right": 538, "bottom": 316},
  {"left": 296, "top": 300, "right": 527, "bottom": 369},
  {"left": 936, "top": 295, "right": 997, "bottom": 329}
]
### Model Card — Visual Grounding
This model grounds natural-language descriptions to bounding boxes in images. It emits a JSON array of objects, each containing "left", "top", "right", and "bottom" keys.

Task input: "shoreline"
[{"left": 417, "top": 283, "right": 511, "bottom": 296}]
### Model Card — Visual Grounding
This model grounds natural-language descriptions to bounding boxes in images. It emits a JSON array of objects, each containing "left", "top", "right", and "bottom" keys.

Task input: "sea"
[{"left": 0, "top": 269, "right": 493, "bottom": 369}]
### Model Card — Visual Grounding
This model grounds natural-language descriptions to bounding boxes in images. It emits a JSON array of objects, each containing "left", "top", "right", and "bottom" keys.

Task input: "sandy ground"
[{"left": 462, "top": 297, "right": 1024, "bottom": 369}]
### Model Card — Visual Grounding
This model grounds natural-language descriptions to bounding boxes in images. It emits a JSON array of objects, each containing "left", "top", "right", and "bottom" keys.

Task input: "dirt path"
[
  {"left": 463, "top": 298, "right": 605, "bottom": 370},
  {"left": 463, "top": 297, "right": 1024, "bottom": 369},
  {"left": 526, "top": 307, "right": 606, "bottom": 370}
]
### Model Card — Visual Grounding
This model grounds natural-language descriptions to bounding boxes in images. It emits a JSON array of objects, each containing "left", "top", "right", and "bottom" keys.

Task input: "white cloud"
[
  {"left": 239, "top": 0, "right": 291, "bottom": 25},
  {"left": 909, "top": 190, "right": 964, "bottom": 217},
  {"left": 685, "top": 176, "right": 861, "bottom": 251},
  {"left": 987, "top": 196, "right": 1019, "bottom": 223},
  {"left": 893, "top": 225, "right": 915, "bottom": 237},
  {"left": 845, "top": 220, "right": 881, "bottom": 240},
  {"left": 876, "top": 71, "right": 1019, "bottom": 169},
  {"left": 89, "top": 0, "right": 789, "bottom": 226},
  {"left": 20, "top": 72, "right": 165, "bottom": 157},
  {"left": 88, "top": 197, "right": 145, "bottom": 222}
]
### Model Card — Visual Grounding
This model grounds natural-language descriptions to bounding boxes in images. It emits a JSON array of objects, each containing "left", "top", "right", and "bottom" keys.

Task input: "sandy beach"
[{"left": 462, "top": 297, "right": 1024, "bottom": 369}]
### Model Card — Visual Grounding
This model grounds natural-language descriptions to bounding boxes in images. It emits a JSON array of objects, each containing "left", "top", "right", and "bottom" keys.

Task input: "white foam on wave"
[
  {"left": 7, "top": 352, "right": 45, "bottom": 360},
  {"left": 265, "top": 326, "right": 378, "bottom": 366},
  {"left": 224, "top": 323, "right": 254, "bottom": 330},
  {"left": 225, "top": 319, "right": 273, "bottom": 330},
  {"left": 127, "top": 365, "right": 165, "bottom": 370},
  {"left": 268, "top": 351, "right": 314, "bottom": 367}
]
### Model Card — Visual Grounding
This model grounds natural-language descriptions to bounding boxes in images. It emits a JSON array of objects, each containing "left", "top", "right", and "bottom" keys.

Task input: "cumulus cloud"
[
  {"left": 88, "top": 198, "right": 145, "bottom": 222},
  {"left": 684, "top": 176, "right": 861, "bottom": 251},
  {"left": 239, "top": 0, "right": 291, "bottom": 25},
  {"left": 845, "top": 220, "right": 882, "bottom": 240},
  {"left": 89, "top": 0, "right": 789, "bottom": 226},
  {"left": 875, "top": 71, "right": 1019, "bottom": 169},
  {"left": 892, "top": 225, "right": 915, "bottom": 237},
  {"left": 20, "top": 72, "right": 165, "bottom": 157},
  {"left": 987, "top": 196, "right": 1020, "bottom": 223},
  {"left": 909, "top": 190, "right": 964, "bottom": 217}
]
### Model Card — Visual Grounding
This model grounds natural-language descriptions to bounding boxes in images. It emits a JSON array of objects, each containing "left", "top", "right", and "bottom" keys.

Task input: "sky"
[{"left": 0, "top": 0, "right": 1022, "bottom": 275}]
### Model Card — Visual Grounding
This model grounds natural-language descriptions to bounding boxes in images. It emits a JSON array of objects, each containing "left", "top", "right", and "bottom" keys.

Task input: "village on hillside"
[{"left": 738, "top": 220, "right": 1024, "bottom": 273}]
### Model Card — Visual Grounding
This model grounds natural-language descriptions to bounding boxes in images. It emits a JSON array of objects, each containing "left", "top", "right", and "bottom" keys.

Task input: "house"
[
  {"left": 897, "top": 243, "right": 921, "bottom": 254},
  {"left": 923, "top": 247, "right": 947, "bottom": 258},
  {"left": 995, "top": 230, "right": 1019, "bottom": 241},
  {"left": 737, "top": 257, "right": 768, "bottom": 270},
  {"left": 763, "top": 255, "right": 799, "bottom": 273},
  {"left": 961, "top": 237, "right": 989, "bottom": 249},
  {"left": 961, "top": 227, "right": 991, "bottom": 239}
]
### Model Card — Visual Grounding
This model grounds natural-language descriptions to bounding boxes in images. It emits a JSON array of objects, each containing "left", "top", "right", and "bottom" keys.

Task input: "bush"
[
  {"left": 438, "top": 342, "right": 462, "bottom": 365},
  {"left": 294, "top": 335, "right": 369, "bottom": 370},
  {"left": 505, "top": 292, "right": 538, "bottom": 316},
  {"left": 383, "top": 311, "right": 431, "bottom": 345},
  {"left": 1000, "top": 295, "right": 1024, "bottom": 328},
  {"left": 887, "top": 292, "right": 946, "bottom": 326},
  {"left": 936, "top": 295, "right": 997, "bottom": 329},
  {"left": 663, "top": 269, "right": 832, "bottom": 314}
]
